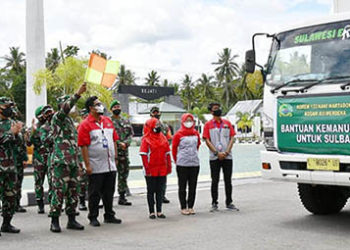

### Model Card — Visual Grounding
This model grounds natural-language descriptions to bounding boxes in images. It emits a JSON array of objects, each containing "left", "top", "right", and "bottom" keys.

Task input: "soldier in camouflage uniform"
[
  {"left": 12, "top": 107, "right": 28, "bottom": 213},
  {"left": 110, "top": 100, "right": 134, "bottom": 206},
  {"left": 29, "top": 105, "right": 53, "bottom": 214},
  {"left": 149, "top": 106, "right": 172, "bottom": 204},
  {"left": 0, "top": 97, "right": 21, "bottom": 235},
  {"left": 46, "top": 83, "right": 86, "bottom": 233},
  {"left": 77, "top": 108, "right": 88, "bottom": 211}
]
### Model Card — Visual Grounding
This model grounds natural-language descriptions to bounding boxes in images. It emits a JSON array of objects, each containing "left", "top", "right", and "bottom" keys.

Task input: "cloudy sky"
[{"left": 0, "top": 0, "right": 332, "bottom": 83}]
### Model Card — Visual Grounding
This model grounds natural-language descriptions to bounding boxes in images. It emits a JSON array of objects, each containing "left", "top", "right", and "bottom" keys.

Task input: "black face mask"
[
  {"left": 213, "top": 109, "right": 222, "bottom": 117},
  {"left": 153, "top": 114, "right": 161, "bottom": 119},
  {"left": 113, "top": 109, "right": 121, "bottom": 116},
  {"left": 1, "top": 107, "right": 13, "bottom": 118},
  {"left": 153, "top": 127, "right": 162, "bottom": 133}
]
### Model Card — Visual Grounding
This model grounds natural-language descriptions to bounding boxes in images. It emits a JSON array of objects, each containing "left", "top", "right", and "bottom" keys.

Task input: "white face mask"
[
  {"left": 184, "top": 121, "right": 194, "bottom": 128},
  {"left": 95, "top": 105, "right": 104, "bottom": 114}
]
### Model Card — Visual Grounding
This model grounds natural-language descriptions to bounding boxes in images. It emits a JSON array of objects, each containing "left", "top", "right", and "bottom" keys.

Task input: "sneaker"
[
  {"left": 162, "top": 197, "right": 170, "bottom": 204},
  {"left": 226, "top": 203, "right": 239, "bottom": 211},
  {"left": 89, "top": 218, "right": 101, "bottom": 227},
  {"left": 210, "top": 203, "right": 218, "bottom": 212}
]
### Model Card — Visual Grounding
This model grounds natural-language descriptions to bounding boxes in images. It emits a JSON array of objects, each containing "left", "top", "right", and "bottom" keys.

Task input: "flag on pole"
[{"left": 84, "top": 53, "right": 120, "bottom": 88}]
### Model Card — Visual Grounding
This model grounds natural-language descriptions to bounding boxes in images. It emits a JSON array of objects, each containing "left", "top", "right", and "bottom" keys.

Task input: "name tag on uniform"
[{"left": 102, "top": 137, "right": 108, "bottom": 148}]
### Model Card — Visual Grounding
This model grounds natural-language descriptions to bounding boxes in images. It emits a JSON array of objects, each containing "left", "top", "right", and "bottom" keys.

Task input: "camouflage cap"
[
  {"left": 0, "top": 97, "right": 14, "bottom": 106},
  {"left": 35, "top": 105, "right": 44, "bottom": 118},
  {"left": 109, "top": 99, "right": 120, "bottom": 110}
]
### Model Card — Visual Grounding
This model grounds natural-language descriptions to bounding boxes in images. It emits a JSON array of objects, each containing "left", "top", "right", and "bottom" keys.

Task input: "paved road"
[{"left": 1, "top": 178, "right": 350, "bottom": 250}]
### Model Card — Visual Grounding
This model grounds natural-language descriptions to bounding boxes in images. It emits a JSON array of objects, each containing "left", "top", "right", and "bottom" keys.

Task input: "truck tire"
[{"left": 297, "top": 183, "right": 348, "bottom": 215}]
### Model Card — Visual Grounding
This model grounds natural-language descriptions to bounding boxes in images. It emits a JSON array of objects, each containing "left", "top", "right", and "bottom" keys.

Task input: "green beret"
[
  {"left": 109, "top": 99, "right": 120, "bottom": 110},
  {"left": 35, "top": 105, "right": 44, "bottom": 118}
]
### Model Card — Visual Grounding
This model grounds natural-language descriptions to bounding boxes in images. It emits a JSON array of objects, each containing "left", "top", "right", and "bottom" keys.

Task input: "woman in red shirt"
[{"left": 140, "top": 118, "right": 172, "bottom": 219}]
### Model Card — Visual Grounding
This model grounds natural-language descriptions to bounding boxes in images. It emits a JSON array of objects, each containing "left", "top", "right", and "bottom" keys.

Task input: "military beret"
[{"left": 109, "top": 99, "right": 120, "bottom": 110}]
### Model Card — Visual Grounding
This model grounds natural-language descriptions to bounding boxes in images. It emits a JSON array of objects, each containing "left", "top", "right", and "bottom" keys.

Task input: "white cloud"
[{"left": 0, "top": 0, "right": 332, "bottom": 83}]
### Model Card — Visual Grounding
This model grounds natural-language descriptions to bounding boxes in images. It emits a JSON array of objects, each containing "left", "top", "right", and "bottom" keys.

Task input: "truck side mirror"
[{"left": 245, "top": 50, "right": 256, "bottom": 73}]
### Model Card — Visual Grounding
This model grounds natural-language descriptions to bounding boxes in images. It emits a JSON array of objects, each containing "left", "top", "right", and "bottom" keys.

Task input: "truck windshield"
[{"left": 266, "top": 20, "right": 350, "bottom": 86}]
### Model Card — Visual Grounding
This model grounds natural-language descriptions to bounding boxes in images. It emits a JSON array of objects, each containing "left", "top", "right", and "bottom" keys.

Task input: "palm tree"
[
  {"left": 162, "top": 79, "right": 169, "bottom": 87},
  {"left": 197, "top": 73, "right": 216, "bottom": 105},
  {"left": 2, "top": 47, "right": 26, "bottom": 74},
  {"left": 180, "top": 74, "right": 195, "bottom": 110},
  {"left": 236, "top": 111, "right": 253, "bottom": 134},
  {"left": 116, "top": 65, "right": 136, "bottom": 86},
  {"left": 46, "top": 48, "right": 61, "bottom": 72},
  {"left": 212, "top": 48, "right": 240, "bottom": 108},
  {"left": 63, "top": 45, "right": 80, "bottom": 58},
  {"left": 145, "top": 70, "right": 160, "bottom": 86}
]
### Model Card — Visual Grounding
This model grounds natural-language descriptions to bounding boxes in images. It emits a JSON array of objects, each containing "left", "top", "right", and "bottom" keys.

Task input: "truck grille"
[{"left": 279, "top": 161, "right": 350, "bottom": 172}]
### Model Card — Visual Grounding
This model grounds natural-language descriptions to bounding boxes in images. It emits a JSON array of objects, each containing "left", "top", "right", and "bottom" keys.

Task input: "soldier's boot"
[
  {"left": 50, "top": 216, "right": 61, "bottom": 233},
  {"left": 16, "top": 199, "right": 27, "bottom": 213},
  {"left": 37, "top": 199, "right": 45, "bottom": 214},
  {"left": 1, "top": 216, "right": 20, "bottom": 233},
  {"left": 118, "top": 192, "right": 132, "bottom": 206},
  {"left": 78, "top": 196, "right": 87, "bottom": 211},
  {"left": 67, "top": 214, "right": 84, "bottom": 230}
]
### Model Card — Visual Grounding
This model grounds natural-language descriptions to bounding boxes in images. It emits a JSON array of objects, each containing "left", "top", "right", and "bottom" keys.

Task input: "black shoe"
[
  {"left": 210, "top": 203, "right": 218, "bottom": 212},
  {"left": 162, "top": 197, "right": 170, "bottom": 204},
  {"left": 149, "top": 214, "right": 156, "bottom": 219},
  {"left": 89, "top": 218, "right": 101, "bottom": 227},
  {"left": 226, "top": 203, "right": 239, "bottom": 211},
  {"left": 16, "top": 206, "right": 27, "bottom": 213},
  {"left": 79, "top": 197, "right": 87, "bottom": 211},
  {"left": 1, "top": 216, "right": 20, "bottom": 233},
  {"left": 118, "top": 199, "right": 132, "bottom": 206},
  {"left": 104, "top": 216, "right": 122, "bottom": 224},
  {"left": 37, "top": 199, "right": 45, "bottom": 214},
  {"left": 157, "top": 213, "right": 166, "bottom": 219},
  {"left": 98, "top": 204, "right": 104, "bottom": 209},
  {"left": 67, "top": 215, "right": 84, "bottom": 230},
  {"left": 50, "top": 216, "right": 61, "bottom": 233}
]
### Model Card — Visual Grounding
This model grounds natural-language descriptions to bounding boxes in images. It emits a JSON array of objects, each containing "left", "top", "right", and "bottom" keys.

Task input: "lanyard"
[
  {"left": 95, "top": 121, "right": 104, "bottom": 135},
  {"left": 213, "top": 119, "right": 224, "bottom": 145}
]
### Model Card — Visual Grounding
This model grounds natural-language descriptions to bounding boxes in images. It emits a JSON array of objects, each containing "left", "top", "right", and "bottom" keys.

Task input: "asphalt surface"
[{"left": 1, "top": 178, "right": 350, "bottom": 250}]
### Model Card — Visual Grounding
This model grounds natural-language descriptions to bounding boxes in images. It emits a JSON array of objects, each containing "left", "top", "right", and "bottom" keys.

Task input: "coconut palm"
[
  {"left": 180, "top": 74, "right": 195, "bottom": 110},
  {"left": 2, "top": 47, "right": 25, "bottom": 74},
  {"left": 145, "top": 70, "right": 160, "bottom": 86},
  {"left": 212, "top": 48, "right": 240, "bottom": 108},
  {"left": 197, "top": 73, "right": 216, "bottom": 105},
  {"left": 46, "top": 48, "right": 61, "bottom": 72},
  {"left": 116, "top": 64, "right": 136, "bottom": 86}
]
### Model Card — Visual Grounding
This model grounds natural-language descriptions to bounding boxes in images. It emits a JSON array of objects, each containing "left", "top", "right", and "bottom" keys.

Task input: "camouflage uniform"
[
  {"left": 0, "top": 109, "right": 17, "bottom": 218},
  {"left": 112, "top": 116, "right": 134, "bottom": 195},
  {"left": 13, "top": 121, "right": 28, "bottom": 210},
  {"left": 30, "top": 120, "right": 51, "bottom": 202},
  {"left": 47, "top": 94, "right": 81, "bottom": 217}
]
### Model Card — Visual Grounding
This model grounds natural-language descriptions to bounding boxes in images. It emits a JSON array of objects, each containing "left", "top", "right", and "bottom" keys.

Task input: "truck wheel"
[{"left": 298, "top": 183, "right": 348, "bottom": 215}]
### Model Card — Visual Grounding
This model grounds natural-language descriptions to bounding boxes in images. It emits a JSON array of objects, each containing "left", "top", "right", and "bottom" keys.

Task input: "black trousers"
[
  {"left": 176, "top": 166, "right": 199, "bottom": 209},
  {"left": 145, "top": 176, "right": 166, "bottom": 214},
  {"left": 210, "top": 159, "right": 233, "bottom": 206},
  {"left": 88, "top": 171, "right": 116, "bottom": 220}
]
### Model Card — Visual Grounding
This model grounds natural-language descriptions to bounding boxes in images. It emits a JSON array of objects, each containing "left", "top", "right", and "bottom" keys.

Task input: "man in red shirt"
[
  {"left": 78, "top": 96, "right": 122, "bottom": 227},
  {"left": 203, "top": 102, "right": 238, "bottom": 212}
]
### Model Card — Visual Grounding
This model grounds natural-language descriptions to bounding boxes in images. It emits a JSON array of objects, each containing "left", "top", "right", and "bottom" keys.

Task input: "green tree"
[
  {"left": 180, "top": 74, "right": 195, "bottom": 110},
  {"left": 145, "top": 70, "right": 160, "bottom": 86},
  {"left": 197, "top": 73, "right": 216, "bottom": 106},
  {"left": 63, "top": 45, "right": 80, "bottom": 58},
  {"left": 212, "top": 48, "right": 240, "bottom": 108},
  {"left": 116, "top": 64, "right": 135, "bottom": 86},
  {"left": 34, "top": 57, "right": 113, "bottom": 109},
  {"left": 46, "top": 48, "right": 61, "bottom": 72},
  {"left": 2, "top": 47, "right": 25, "bottom": 74},
  {"left": 236, "top": 111, "right": 253, "bottom": 134}
]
